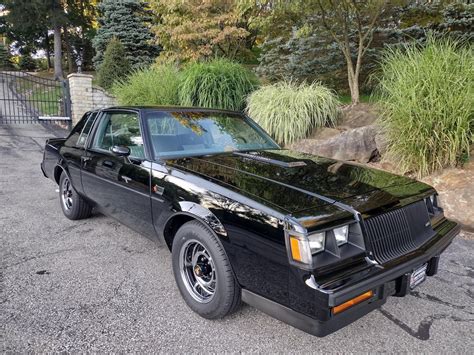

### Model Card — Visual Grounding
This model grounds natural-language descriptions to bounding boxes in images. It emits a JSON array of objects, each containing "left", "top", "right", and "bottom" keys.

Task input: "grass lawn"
[
  {"left": 13, "top": 76, "right": 63, "bottom": 116},
  {"left": 30, "top": 86, "right": 63, "bottom": 116}
]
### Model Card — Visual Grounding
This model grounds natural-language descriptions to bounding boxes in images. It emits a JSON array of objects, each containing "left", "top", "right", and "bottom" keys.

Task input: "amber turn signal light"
[
  {"left": 332, "top": 290, "right": 374, "bottom": 315},
  {"left": 290, "top": 236, "right": 302, "bottom": 262}
]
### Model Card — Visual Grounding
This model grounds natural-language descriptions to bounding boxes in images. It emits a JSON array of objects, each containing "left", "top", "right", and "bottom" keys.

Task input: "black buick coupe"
[{"left": 41, "top": 107, "right": 460, "bottom": 337}]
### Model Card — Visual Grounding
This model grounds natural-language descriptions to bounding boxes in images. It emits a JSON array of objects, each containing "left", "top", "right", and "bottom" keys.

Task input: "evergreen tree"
[
  {"left": 256, "top": 27, "right": 347, "bottom": 89},
  {"left": 0, "top": 44, "right": 14, "bottom": 70},
  {"left": 18, "top": 54, "right": 37, "bottom": 71},
  {"left": 256, "top": 37, "right": 289, "bottom": 82},
  {"left": 92, "top": 0, "right": 160, "bottom": 70},
  {"left": 96, "top": 38, "right": 131, "bottom": 90}
]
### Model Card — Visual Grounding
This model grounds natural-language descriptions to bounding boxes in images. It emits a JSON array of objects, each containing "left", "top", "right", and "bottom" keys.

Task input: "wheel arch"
[
  {"left": 53, "top": 163, "right": 68, "bottom": 185},
  {"left": 162, "top": 203, "right": 227, "bottom": 251}
]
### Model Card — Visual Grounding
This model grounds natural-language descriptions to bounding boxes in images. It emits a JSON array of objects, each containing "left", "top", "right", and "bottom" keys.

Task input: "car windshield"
[{"left": 144, "top": 110, "right": 280, "bottom": 159}]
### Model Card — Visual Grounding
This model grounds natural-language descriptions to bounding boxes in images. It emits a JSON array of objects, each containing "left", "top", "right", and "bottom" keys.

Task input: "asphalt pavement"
[{"left": 1, "top": 123, "right": 473, "bottom": 352}]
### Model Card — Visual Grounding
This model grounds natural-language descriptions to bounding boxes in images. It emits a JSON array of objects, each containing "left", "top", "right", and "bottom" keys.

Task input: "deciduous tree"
[
  {"left": 316, "top": 0, "right": 388, "bottom": 104},
  {"left": 151, "top": 0, "right": 267, "bottom": 62},
  {"left": 1, "top": 0, "right": 68, "bottom": 79}
]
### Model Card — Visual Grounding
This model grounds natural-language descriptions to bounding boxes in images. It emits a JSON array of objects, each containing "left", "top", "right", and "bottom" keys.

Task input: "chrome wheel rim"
[
  {"left": 61, "top": 177, "right": 73, "bottom": 211},
  {"left": 179, "top": 239, "right": 216, "bottom": 303}
]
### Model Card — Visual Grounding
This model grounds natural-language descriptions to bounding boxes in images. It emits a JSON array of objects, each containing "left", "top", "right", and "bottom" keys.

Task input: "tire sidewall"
[
  {"left": 171, "top": 222, "right": 235, "bottom": 319},
  {"left": 58, "top": 171, "right": 83, "bottom": 219}
]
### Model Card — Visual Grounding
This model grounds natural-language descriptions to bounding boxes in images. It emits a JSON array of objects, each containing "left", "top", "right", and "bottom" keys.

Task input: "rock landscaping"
[{"left": 290, "top": 103, "right": 474, "bottom": 231}]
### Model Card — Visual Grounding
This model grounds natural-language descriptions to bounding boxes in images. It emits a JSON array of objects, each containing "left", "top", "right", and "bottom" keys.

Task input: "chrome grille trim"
[{"left": 364, "top": 201, "right": 435, "bottom": 264}]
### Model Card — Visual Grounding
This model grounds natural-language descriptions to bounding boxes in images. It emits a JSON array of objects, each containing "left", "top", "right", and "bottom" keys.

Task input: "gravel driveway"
[{"left": 1, "top": 124, "right": 473, "bottom": 352}]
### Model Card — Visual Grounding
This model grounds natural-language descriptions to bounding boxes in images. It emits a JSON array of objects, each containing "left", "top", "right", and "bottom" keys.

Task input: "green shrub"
[
  {"left": 246, "top": 81, "right": 340, "bottom": 145},
  {"left": 377, "top": 36, "right": 473, "bottom": 176},
  {"left": 178, "top": 59, "right": 259, "bottom": 111},
  {"left": 112, "top": 64, "right": 180, "bottom": 106},
  {"left": 18, "top": 54, "right": 36, "bottom": 71},
  {"left": 0, "top": 44, "right": 13, "bottom": 70},
  {"left": 97, "top": 38, "right": 131, "bottom": 90}
]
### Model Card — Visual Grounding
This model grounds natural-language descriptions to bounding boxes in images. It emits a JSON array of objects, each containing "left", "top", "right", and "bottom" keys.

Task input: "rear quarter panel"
[{"left": 42, "top": 138, "right": 66, "bottom": 181}]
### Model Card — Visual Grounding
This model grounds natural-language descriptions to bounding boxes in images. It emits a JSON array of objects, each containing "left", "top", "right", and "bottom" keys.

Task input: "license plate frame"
[{"left": 410, "top": 263, "right": 428, "bottom": 289}]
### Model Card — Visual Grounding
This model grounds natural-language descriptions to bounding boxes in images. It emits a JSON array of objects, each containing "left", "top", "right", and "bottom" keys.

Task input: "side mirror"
[{"left": 111, "top": 145, "right": 130, "bottom": 157}]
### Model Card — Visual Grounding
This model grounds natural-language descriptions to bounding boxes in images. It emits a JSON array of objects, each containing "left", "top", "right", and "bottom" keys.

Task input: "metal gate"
[{"left": 0, "top": 71, "right": 71, "bottom": 127}]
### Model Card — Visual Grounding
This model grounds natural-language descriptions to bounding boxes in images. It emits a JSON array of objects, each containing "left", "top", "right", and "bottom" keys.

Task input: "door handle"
[{"left": 102, "top": 160, "right": 114, "bottom": 168}]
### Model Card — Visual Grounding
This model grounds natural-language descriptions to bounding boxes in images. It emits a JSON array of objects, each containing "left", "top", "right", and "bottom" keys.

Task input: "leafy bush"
[
  {"left": 178, "top": 59, "right": 259, "bottom": 111},
  {"left": 377, "top": 36, "right": 473, "bottom": 176},
  {"left": 112, "top": 64, "right": 180, "bottom": 106},
  {"left": 246, "top": 81, "right": 340, "bottom": 145},
  {"left": 97, "top": 38, "right": 131, "bottom": 90},
  {"left": 0, "top": 44, "right": 13, "bottom": 70},
  {"left": 18, "top": 54, "right": 36, "bottom": 71}
]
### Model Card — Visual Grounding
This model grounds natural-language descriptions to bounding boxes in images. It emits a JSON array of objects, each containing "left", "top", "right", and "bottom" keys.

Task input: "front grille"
[{"left": 364, "top": 201, "right": 435, "bottom": 264}]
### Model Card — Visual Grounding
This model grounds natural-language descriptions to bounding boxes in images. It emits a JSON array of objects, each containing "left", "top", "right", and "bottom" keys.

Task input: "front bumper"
[{"left": 242, "top": 219, "right": 460, "bottom": 337}]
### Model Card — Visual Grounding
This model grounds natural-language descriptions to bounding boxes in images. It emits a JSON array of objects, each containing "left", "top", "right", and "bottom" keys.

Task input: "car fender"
[
  {"left": 54, "top": 161, "right": 82, "bottom": 192},
  {"left": 53, "top": 159, "right": 69, "bottom": 184},
  {"left": 171, "top": 201, "right": 227, "bottom": 237},
  {"left": 156, "top": 201, "right": 228, "bottom": 250}
]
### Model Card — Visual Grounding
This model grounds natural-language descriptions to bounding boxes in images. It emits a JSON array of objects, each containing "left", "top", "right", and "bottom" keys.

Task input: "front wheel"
[
  {"left": 59, "top": 172, "right": 92, "bottom": 220},
  {"left": 172, "top": 221, "right": 241, "bottom": 319}
]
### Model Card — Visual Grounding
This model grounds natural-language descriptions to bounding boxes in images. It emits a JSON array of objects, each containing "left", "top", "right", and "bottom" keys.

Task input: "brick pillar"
[{"left": 67, "top": 73, "right": 94, "bottom": 125}]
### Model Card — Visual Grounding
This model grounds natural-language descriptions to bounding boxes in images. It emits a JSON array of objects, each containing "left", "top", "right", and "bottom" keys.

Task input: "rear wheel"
[
  {"left": 172, "top": 220, "right": 241, "bottom": 319},
  {"left": 59, "top": 172, "right": 92, "bottom": 220}
]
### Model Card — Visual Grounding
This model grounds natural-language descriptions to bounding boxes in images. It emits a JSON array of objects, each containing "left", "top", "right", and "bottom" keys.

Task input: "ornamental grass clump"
[
  {"left": 178, "top": 59, "right": 259, "bottom": 111},
  {"left": 112, "top": 64, "right": 180, "bottom": 106},
  {"left": 246, "top": 81, "right": 340, "bottom": 145},
  {"left": 377, "top": 36, "right": 473, "bottom": 177}
]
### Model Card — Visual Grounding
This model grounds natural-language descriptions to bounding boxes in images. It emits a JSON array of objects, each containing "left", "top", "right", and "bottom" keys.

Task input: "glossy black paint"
[{"left": 40, "top": 106, "right": 460, "bottom": 336}]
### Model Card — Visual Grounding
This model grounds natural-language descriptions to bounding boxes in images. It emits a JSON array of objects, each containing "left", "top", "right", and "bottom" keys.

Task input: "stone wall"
[
  {"left": 92, "top": 87, "right": 117, "bottom": 109},
  {"left": 67, "top": 73, "right": 117, "bottom": 125}
]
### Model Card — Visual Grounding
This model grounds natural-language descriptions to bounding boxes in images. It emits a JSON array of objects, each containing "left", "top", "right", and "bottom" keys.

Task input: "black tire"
[
  {"left": 172, "top": 220, "right": 241, "bottom": 319},
  {"left": 58, "top": 171, "right": 92, "bottom": 220}
]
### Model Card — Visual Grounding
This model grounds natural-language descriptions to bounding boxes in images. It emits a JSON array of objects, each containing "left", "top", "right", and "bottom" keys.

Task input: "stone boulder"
[
  {"left": 374, "top": 128, "right": 389, "bottom": 156},
  {"left": 289, "top": 125, "right": 379, "bottom": 163}
]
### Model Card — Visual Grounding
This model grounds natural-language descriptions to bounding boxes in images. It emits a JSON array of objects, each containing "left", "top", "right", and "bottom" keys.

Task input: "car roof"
[{"left": 93, "top": 106, "right": 243, "bottom": 115}]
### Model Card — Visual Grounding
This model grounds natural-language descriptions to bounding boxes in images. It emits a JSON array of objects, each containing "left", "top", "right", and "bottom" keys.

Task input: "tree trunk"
[
  {"left": 44, "top": 32, "right": 51, "bottom": 70},
  {"left": 345, "top": 56, "right": 360, "bottom": 105},
  {"left": 53, "top": 25, "right": 63, "bottom": 79},
  {"left": 63, "top": 26, "right": 76, "bottom": 73},
  {"left": 350, "top": 75, "right": 360, "bottom": 104}
]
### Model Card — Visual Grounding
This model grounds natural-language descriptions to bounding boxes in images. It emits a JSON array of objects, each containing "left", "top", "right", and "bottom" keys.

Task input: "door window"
[
  {"left": 92, "top": 112, "right": 145, "bottom": 159},
  {"left": 65, "top": 112, "right": 97, "bottom": 148}
]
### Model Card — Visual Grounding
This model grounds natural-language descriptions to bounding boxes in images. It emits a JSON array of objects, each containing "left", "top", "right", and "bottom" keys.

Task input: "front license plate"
[{"left": 410, "top": 263, "right": 428, "bottom": 289}]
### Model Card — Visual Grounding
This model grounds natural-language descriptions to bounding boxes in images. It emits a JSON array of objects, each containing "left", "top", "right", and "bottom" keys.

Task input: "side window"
[
  {"left": 91, "top": 112, "right": 145, "bottom": 159},
  {"left": 77, "top": 112, "right": 97, "bottom": 147},
  {"left": 65, "top": 112, "right": 98, "bottom": 148}
]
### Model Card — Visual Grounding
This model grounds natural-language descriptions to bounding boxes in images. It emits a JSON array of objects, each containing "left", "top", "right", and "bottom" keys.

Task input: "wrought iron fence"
[{"left": 0, "top": 71, "right": 71, "bottom": 128}]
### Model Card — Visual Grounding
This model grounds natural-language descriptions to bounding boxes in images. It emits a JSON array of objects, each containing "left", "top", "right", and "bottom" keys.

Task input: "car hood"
[{"left": 168, "top": 149, "right": 434, "bottom": 219}]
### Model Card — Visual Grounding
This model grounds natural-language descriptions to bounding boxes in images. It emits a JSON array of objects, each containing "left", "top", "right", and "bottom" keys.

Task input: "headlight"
[
  {"left": 286, "top": 223, "right": 353, "bottom": 268},
  {"left": 334, "top": 225, "right": 349, "bottom": 246},
  {"left": 425, "top": 194, "right": 443, "bottom": 215},
  {"left": 308, "top": 232, "right": 325, "bottom": 254},
  {"left": 285, "top": 219, "right": 366, "bottom": 270}
]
